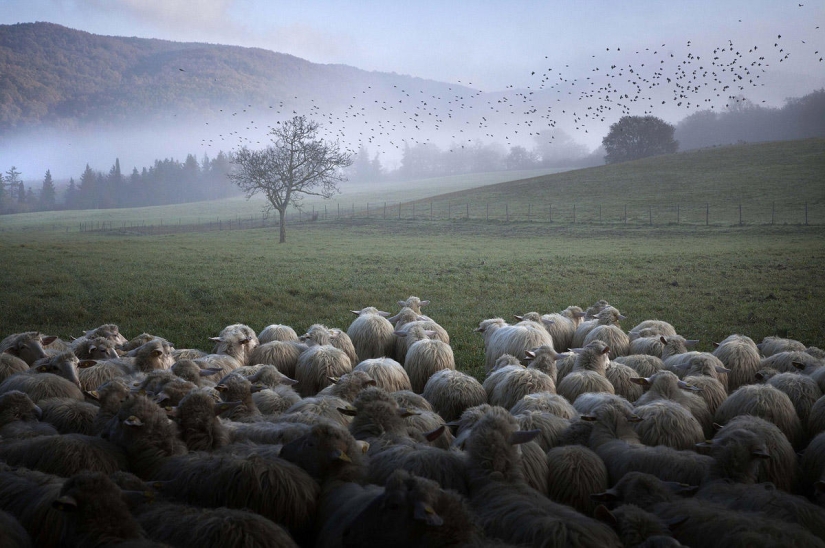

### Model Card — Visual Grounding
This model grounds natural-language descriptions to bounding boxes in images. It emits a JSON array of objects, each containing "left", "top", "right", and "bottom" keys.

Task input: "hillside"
[{"left": 404, "top": 139, "right": 825, "bottom": 225}]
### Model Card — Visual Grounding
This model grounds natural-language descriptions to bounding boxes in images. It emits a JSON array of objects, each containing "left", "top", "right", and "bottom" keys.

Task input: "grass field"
[{"left": 1, "top": 140, "right": 823, "bottom": 381}]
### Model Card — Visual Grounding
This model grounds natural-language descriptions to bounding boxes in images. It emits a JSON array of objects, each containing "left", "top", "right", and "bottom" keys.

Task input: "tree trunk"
[{"left": 278, "top": 208, "right": 287, "bottom": 243}]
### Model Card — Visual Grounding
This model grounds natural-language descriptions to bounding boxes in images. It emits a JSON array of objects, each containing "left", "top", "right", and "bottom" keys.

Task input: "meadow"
[{"left": 1, "top": 140, "right": 823, "bottom": 381}]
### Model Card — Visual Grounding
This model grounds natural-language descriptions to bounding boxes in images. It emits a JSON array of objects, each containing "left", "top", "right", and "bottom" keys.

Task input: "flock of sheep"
[{"left": 0, "top": 295, "right": 824, "bottom": 547}]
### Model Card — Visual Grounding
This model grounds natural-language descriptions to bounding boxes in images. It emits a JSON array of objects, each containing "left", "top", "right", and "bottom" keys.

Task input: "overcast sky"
[{"left": 4, "top": 0, "right": 823, "bottom": 92}]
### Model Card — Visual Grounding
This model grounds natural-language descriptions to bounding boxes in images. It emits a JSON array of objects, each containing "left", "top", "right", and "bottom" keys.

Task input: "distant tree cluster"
[
  {"left": 675, "top": 89, "right": 825, "bottom": 151},
  {"left": 0, "top": 152, "right": 237, "bottom": 214},
  {"left": 602, "top": 116, "right": 679, "bottom": 164}
]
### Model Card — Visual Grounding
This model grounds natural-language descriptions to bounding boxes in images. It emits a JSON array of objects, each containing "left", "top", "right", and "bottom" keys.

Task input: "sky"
[{"left": 2, "top": 0, "right": 824, "bottom": 178}]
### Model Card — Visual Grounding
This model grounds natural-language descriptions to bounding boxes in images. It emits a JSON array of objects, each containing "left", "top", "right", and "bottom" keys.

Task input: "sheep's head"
[{"left": 0, "top": 390, "right": 43, "bottom": 426}]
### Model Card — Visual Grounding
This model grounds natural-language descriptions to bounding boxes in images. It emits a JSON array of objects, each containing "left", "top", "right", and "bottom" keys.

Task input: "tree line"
[{"left": 0, "top": 152, "right": 237, "bottom": 214}]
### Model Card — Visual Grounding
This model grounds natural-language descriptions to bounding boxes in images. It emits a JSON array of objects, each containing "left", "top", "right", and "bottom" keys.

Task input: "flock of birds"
[{"left": 190, "top": 9, "right": 823, "bottom": 166}]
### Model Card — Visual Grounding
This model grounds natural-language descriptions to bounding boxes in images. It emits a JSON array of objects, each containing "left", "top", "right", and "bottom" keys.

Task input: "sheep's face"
[
  {"left": 11, "top": 333, "right": 53, "bottom": 365},
  {"left": 280, "top": 424, "right": 356, "bottom": 480},
  {"left": 0, "top": 391, "right": 42, "bottom": 426}
]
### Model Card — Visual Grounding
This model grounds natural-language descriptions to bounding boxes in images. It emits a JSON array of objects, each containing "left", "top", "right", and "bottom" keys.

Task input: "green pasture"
[{"left": 1, "top": 221, "right": 822, "bottom": 381}]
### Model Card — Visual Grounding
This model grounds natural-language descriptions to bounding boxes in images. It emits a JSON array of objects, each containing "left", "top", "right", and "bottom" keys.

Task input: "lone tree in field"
[
  {"left": 228, "top": 115, "right": 352, "bottom": 243},
  {"left": 602, "top": 115, "right": 678, "bottom": 164}
]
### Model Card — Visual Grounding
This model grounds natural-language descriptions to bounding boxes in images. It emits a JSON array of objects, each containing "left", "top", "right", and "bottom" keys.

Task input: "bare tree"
[{"left": 228, "top": 115, "right": 352, "bottom": 243}]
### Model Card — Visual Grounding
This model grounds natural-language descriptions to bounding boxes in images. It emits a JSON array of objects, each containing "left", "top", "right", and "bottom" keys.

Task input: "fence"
[{"left": 3, "top": 199, "right": 821, "bottom": 234}]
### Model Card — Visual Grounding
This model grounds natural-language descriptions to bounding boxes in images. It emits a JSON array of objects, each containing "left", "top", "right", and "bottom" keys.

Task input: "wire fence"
[{"left": 3, "top": 199, "right": 822, "bottom": 234}]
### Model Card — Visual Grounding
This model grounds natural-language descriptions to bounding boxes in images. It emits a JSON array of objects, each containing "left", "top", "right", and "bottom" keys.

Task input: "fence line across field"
[{"left": 4, "top": 199, "right": 820, "bottom": 233}]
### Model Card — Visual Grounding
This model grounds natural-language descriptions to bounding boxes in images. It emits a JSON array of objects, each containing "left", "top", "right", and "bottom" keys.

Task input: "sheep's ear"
[
  {"left": 755, "top": 372, "right": 765, "bottom": 381},
  {"left": 214, "top": 384, "right": 227, "bottom": 392},
  {"left": 752, "top": 448, "right": 772, "bottom": 459},
  {"left": 282, "top": 377, "right": 299, "bottom": 386},
  {"left": 41, "top": 335, "right": 58, "bottom": 345},
  {"left": 509, "top": 429, "right": 540, "bottom": 445},
  {"left": 328, "top": 376, "right": 340, "bottom": 384},
  {"left": 660, "top": 336, "right": 668, "bottom": 345},
  {"left": 514, "top": 315, "right": 524, "bottom": 321},
  {"left": 330, "top": 448, "right": 352, "bottom": 463},
  {"left": 163, "top": 406, "right": 177, "bottom": 418},
  {"left": 398, "top": 408, "right": 420, "bottom": 418},
  {"left": 151, "top": 350, "right": 163, "bottom": 358},
  {"left": 124, "top": 415, "right": 144, "bottom": 427},
  {"left": 420, "top": 300, "right": 430, "bottom": 307},
  {"left": 792, "top": 361, "right": 805, "bottom": 370},
  {"left": 413, "top": 501, "right": 443, "bottom": 526},
  {"left": 677, "top": 380, "right": 702, "bottom": 392},
  {"left": 397, "top": 300, "right": 406, "bottom": 307},
  {"left": 350, "top": 310, "right": 361, "bottom": 316},
  {"left": 715, "top": 366, "right": 731, "bottom": 374},
  {"left": 617, "top": 314, "right": 627, "bottom": 321},
  {"left": 602, "top": 346, "right": 611, "bottom": 355},
  {"left": 695, "top": 440, "right": 714, "bottom": 453},
  {"left": 214, "top": 401, "right": 242, "bottom": 415},
  {"left": 524, "top": 350, "right": 536, "bottom": 359},
  {"left": 627, "top": 414, "right": 643, "bottom": 423},
  {"left": 78, "top": 360, "right": 97, "bottom": 369},
  {"left": 424, "top": 425, "right": 446, "bottom": 442},
  {"left": 394, "top": 331, "right": 408, "bottom": 337},
  {"left": 356, "top": 440, "right": 370, "bottom": 454},
  {"left": 570, "top": 347, "right": 585, "bottom": 355},
  {"left": 590, "top": 489, "right": 619, "bottom": 503},
  {"left": 580, "top": 414, "right": 597, "bottom": 422},
  {"left": 364, "top": 379, "right": 377, "bottom": 386},
  {"left": 84, "top": 390, "right": 100, "bottom": 401},
  {"left": 713, "top": 342, "right": 720, "bottom": 348},
  {"left": 52, "top": 495, "right": 78, "bottom": 511},
  {"left": 685, "top": 339, "right": 699, "bottom": 347},
  {"left": 573, "top": 311, "right": 586, "bottom": 318},
  {"left": 377, "top": 310, "right": 391, "bottom": 317},
  {"left": 594, "top": 505, "right": 618, "bottom": 527},
  {"left": 209, "top": 337, "right": 222, "bottom": 342},
  {"left": 239, "top": 338, "right": 251, "bottom": 345},
  {"left": 199, "top": 368, "right": 221, "bottom": 377},
  {"left": 250, "top": 383, "right": 267, "bottom": 393},
  {"left": 712, "top": 422, "right": 723, "bottom": 431},
  {"left": 630, "top": 377, "right": 650, "bottom": 386},
  {"left": 338, "top": 407, "right": 358, "bottom": 417},
  {"left": 664, "top": 515, "right": 690, "bottom": 531},
  {"left": 424, "top": 330, "right": 437, "bottom": 338}
]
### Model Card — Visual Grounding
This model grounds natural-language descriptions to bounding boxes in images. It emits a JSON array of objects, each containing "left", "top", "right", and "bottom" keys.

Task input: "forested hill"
[{"left": 0, "top": 22, "right": 446, "bottom": 134}]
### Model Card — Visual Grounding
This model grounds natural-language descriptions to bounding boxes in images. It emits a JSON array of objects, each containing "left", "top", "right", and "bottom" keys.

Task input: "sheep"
[
  {"left": 765, "top": 371, "right": 823, "bottom": 434},
  {"left": 606, "top": 360, "right": 645, "bottom": 402},
  {"left": 572, "top": 306, "right": 626, "bottom": 349},
  {"left": 761, "top": 350, "right": 823, "bottom": 375},
  {"left": 257, "top": 323, "right": 299, "bottom": 344},
  {"left": 463, "top": 406, "right": 622, "bottom": 547},
  {"left": 0, "top": 433, "right": 127, "bottom": 477},
  {"left": 212, "top": 373, "right": 264, "bottom": 422},
  {"left": 317, "top": 370, "right": 376, "bottom": 402},
  {"left": 628, "top": 320, "right": 678, "bottom": 340},
  {"left": 0, "top": 353, "right": 29, "bottom": 383},
  {"left": 585, "top": 324, "right": 631, "bottom": 359},
  {"left": 659, "top": 336, "right": 699, "bottom": 364},
  {"left": 523, "top": 344, "right": 560, "bottom": 378},
  {"left": 712, "top": 333, "right": 761, "bottom": 392},
  {"left": 421, "top": 368, "right": 487, "bottom": 422},
  {"left": 90, "top": 378, "right": 132, "bottom": 435},
  {"left": 170, "top": 359, "right": 221, "bottom": 387},
  {"left": 0, "top": 332, "right": 57, "bottom": 365},
  {"left": 556, "top": 340, "right": 616, "bottom": 405},
  {"left": 367, "top": 439, "right": 472, "bottom": 497},
  {"left": 49, "top": 471, "right": 153, "bottom": 546},
  {"left": 392, "top": 390, "right": 434, "bottom": 412},
  {"left": 117, "top": 332, "right": 157, "bottom": 353},
  {"left": 629, "top": 336, "right": 668, "bottom": 357},
  {"left": 583, "top": 402, "right": 714, "bottom": 486},
  {"left": 173, "top": 388, "right": 232, "bottom": 451},
  {"left": 593, "top": 471, "right": 825, "bottom": 548},
  {"left": 105, "top": 394, "right": 188, "bottom": 479},
  {"left": 813, "top": 367, "right": 825, "bottom": 394},
  {"left": 135, "top": 501, "right": 299, "bottom": 548},
  {"left": 758, "top": 335, "right": 808, "bottom": 357},
  {"left": 393, "top": 318, "right": 449, "bottom": 365},
  {"left": 0, "top": 510, "right": 31, "bottom": 548},
  {"left": 398, "top": 326, "right": 456, "bottom": 394},
  {"left": 396, "top": 296, "right": 430, "bottom": 315},
  {"left": 476, "top": 317, "right": 554, "bottom": 373},
  {"left": 801, "top": 431, "right": 825, "bottom": 501},
  {"left": 353, "top": 357, "right": 412, "bottom": 393},
  {"left": 247, "top": 339, "right": 307, "bottom": 378},
  {"left": 631, "top": 400, "right": 705, "bottom": 450},
  {"left": 539, "top": 305, "right": 586, "bottom": 352},
  {"left": 78, "top": 323, "right": 129, "bottom": 346},
  {"left": 513, "top": 409, "right": 570, "bottom": 451},
  {"left": 809, "top": 346, "right": 825, "bottom": 360},
  {"left": 152, "top": 447, "right": 320, "bottom": 537},
  {"left": 0, "top": 352, "right": 85, "bottom": 403},
  {"left": 282, "top": 395, "right": 354, "bottom": 429},
  {"left": 714, "top": 383, "right": 805, "bottom": 449},
  {"left": 709, "top": 414, "right": 798, "bottom": 492},
  {"left": 810, "top": 395, "right": 825, "bottom": 439},
  {"left": 295, "top": 343, "right": 353, "bottom": 397},
  {"left": 584, "top": 299, "right": 612, "bottom": 319},
  {"left": 77, "top": 357, "right": 134, "bottom": 392},
  {"left": 252, "top": 385, "right": 302, "bottom": 416},
  {"left": 615, "top": 354, "right": 666, "bottom": 377},
  {"left": 0, "top": 465, "right": 69, "bottom": 548},
  {"left": 632, "top": 370, "right": 714, "bottom": 438},
  {"left": 337, "top": 469, "right": 480, "bottom": 548},
  {"left": 211, "top": 323, "right": 259, "bottom": 359},
  {"left": 665, "top": 352, "right": 730, "bottom": 412},
  {"left": 545, "top": 444, "right": 609, "bottom": 515},
  {"left": 70, "top": 336, "right": 119, "bottom": 361},
  {"left": 593, "top": 504, "right": 682, "bottom": 548},
  {"left": 38, "top": 397, "right": 99, "bottom": 436},
  {"left": 510, "top": 391, "right": 577, "bottom": 418},
  {"left": 488, "top": 366, "right": 556, "bottom": 411},
  {"left": 347, "top": 306, "right": 396, "bottom": 361},
  {"left": 0, "top": 390, "right": 58, "bottom": 439}
]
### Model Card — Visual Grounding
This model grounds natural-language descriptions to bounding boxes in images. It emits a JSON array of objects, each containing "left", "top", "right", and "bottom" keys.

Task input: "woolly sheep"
[
  {"left": 632, "top": 399, "right": 705, "bottom": 450},
  {"left": 758, "top": 335, "right": 807, "bottom": 357},
  {"left": 659, "top": 336, "right": 699, "bottom": 364},
  {"left": 514, "top": 409, "right": 571, "bottom": 451},
  {"left": 523, "top": 344, "right": 560, "bottom": 378},
  {"left": 545, "top": 444, "right": 609, "bottom": 515},
  {"left": 247, "top": 339, "right": 307, "bottom": 378},
  {"left": 0, "top": 433, "right": 127, "bottom": 477},
  {"left": 393, "top": 319, "right": 449, "bottom": 365},
  {"left": 714, "top": 383, "right": 804, "bottom": 449},
  {"left": 812, "top": 366, "right": 825, "bottom": 394},
  {"left": 282, "top": 395, "right": 354, "bottom": 428},
  {"left": 593, "top": 504, "right": 682, "bottom": 548},
  {"left": 421, "top": 368, "right": 487, "bottom": 422},
  {"left": 629, "top": 336, "right": 667, "bottom": 357},
  {"left": 317, "top": 370, "right": 377, "bottom": 402},
  {"left": 510, "top": 391, "right": 577, "bottom": 418},
  {"left": 38, "top": 397, "right": 99, "bottom": 436},
  {"left": 295, "top": 343, "right": 352, "bottom": 397},
  {"left": 488, "top": 366, "right": 556, "bottom": 411},
  {"left": 0, "top": 353, "right": 29, "bottom": 383},
  {"left": 396, "top": 296, "right": 430, "bottom": 315},
  {"left": 475, "top": 317, "right": 554, "bottom": 373},
  {"left": 257, "top": 323, "right": 299, "bottom": 344},
  {"left": 628, "top": 320, "right": 677, "bottom": 341},
  {"left": 252, "top": 385, "right": 302, "bottom": 416},
  {"left": 572, "top": 306, "right": 626, "bottom": 349},
  {"left": 347, "top": 306, "right": 396, "bottom": 361},
  {"left": 810, "top": 395, "right": 825, "bottom": 439},
  {"left": 0, "top": 332, "right": 57, "bottom": 365},
  {"left": 712, "top": 333, "right": 760, "bottom": 392},
  {"left": 170, "top": 359, "right": 221, "bottom": 387},
  {"left": 211, "top": 323, "right": 259, "bottom": 360},
  {"left": 399, "top": 325, "right": 456, "bottom": 393},
  {"left": 0, "top": 465, "right": 68, "bottom": 548},
  {"left": 539, "top": 305, "right": 585, "bottom": 352},
  {"left": 633, "top": 370, "right": 714, "bottom": 438},
  {"left": 0, "top": 353, "right": 85, "bottom": 403},
  {"left": 584, "top": 324, "right": 631, "bottom": 359},
  {"left": 606, "top": 360, "right": 645, "bottom": 402},
  {"left": 765, "top": 371, "right": 822, "bottom": 434},
  {"left": 213, "top": 373, "right": 263, "bottom": 422},
  {"left": 584, "top": 299, "right": 612, "bottom": 319},
  {"left": 353, "top": 357, "right": 412, "bottom": 393},
  {"left": 0, "top": 390, "right": 58, "bottom": 439},
  {"left": 557, "top": 341, "right": 616, "bottom": 405},
  {"left": 78, "top": 324, "right": 128, "bottom": 346},
  {"left": 70, "top": 337, "right": 119, "bottom": 361},
  {"left": 615, "top": 354, "right": 666, "bottom": 377},
  {"left": 463, "top": 406, "right": 622, "bottom": 547},
  {"left": 174, "top": 388, "right": 232, "bottom": 451},
  {"left": 367, "top": 439, "right": 471, "bottom": 496},
  {"left": 77, "top": 358, "right": 134, "bottom": 392},
  {"left": 801, "top": 431, "right": 825, "bottom": 500},
  {"left": 761, "top": 350, "right": 823, "bottom": 375},
  {"left": 392, "top": 390, "right": 434, "bottom": 412},
  {"left": 0, "top": 509, "right": 31, "bottom": 548}
]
